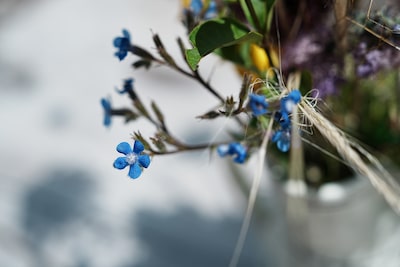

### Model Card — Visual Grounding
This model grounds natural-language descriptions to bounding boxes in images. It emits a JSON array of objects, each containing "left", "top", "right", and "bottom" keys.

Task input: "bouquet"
[{"left": 102, "top": 0, "right": 400, "bottom": 264}]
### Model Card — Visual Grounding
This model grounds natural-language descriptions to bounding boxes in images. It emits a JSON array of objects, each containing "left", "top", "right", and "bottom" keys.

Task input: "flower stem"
[{"left": 287, "top": 72, "right": 305, "bottom": 186}]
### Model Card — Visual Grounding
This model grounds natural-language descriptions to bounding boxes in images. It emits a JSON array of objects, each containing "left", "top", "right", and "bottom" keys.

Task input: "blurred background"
[{"left": 0, "top": 0, "right": 266, "bottom": 266}]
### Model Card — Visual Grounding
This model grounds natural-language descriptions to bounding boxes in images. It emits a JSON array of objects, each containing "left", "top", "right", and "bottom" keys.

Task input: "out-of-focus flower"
[
  {"left": 250, "top": 44, "right": 271, "bottom": 72},
  {"left": 186, "top": 0, "right": 218, "bottom": 19},
  {"left": 113, "top": 141, "right": 151, "bottom": 179},
  {"left": 217, "top": 142, "right": 247, "bottom": 163},
  {"left": 271, "top": 90, "right": 301, "bottom": 152},
  {"left": 203, "top": 0, "right": 217, "bottom": 19},
  {"left": 101, "top": 98, "right": 112, "bottom": 127},
  {"left": 113, "top": 29, "right": 132, "bottom": 61},
  {"left": 190, "top": 0, "right": 203, "bottom": 15},
  {"left": 272, "top": 127, "right": 291, "bottom": 152},
  {"left": 277, "top": 89, "right": 301, "bottom": 125},
  {"left": 354, "top": 42, "right": 400, "bottom": 78},
  {"left": 248, "top": 94, "right": 268, "bottom": 116}
]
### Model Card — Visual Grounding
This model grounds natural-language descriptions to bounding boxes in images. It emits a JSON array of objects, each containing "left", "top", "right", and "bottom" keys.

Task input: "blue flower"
[
  {"left": 280, "top": 90, "right": 301, "bottom": 115},
  {"left": 189, "top": 0, "right": 217, "bottom": 19},
  {"left": 113, "top": 140, "right": 151, "bottom": 179},
  {"left": 275, "top": 89, "right": 301, "bottom": 128},
  {"left": 217, "top": 142, "right": 247, "bottom": 163},
  {"left": 190, "top": 0, "right": 203, "bottom": 15},
  {"left": 248, "top": 94, "right": 269, "bottom": 116},
  {"left": 116, "top": 78, "right": 134, "bottom": 94},
  {"left": 101, "top": 98, "right": 112, "bottom": 127},
  {"left": 272, "top": 128, "right": 291, "bottom": 152},
  {"left": 113, "top": 29, "right": 132, "bottom": 61},
  {"left": 272, "top": 90, "right": 301, "bottom": 152},
  {"left": 204, "top": 1, "right": 217, "bottom": 19}
]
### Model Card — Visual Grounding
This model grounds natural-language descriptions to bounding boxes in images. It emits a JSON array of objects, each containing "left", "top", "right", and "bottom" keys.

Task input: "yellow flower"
[
  {"left": 250, "top": 44, "right": 270, "bottom": 71},
  {"left": 250, "top": 44, "right": 279, "bottom": 72}
]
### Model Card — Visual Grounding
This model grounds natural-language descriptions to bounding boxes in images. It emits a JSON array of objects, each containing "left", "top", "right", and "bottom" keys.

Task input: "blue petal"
[
  {"left": 233, "top": 154, "right": 246, "bottom": 164},
  {"left": 115, "top": 50, "right": 128, "bottom": 61},
  {"left": 217, "top": 145, "right": 230, "bottom": 157},
  {"left": 101, "top": 98, "right": 111, "bottom": 111},
  {"left": 249, "top": 94, "right": 268, "bottom": 116},
  {"left": 122, "top": 29, "right": 131, "bottom": 40},
  {"left": 272, "top": 131, "right": 281, "bottom": 143},
  {"left": 128, "top": 162, "right": 142, "bottom": 179},
  {"left": 103, "top": 113, "right": 111, "bottom": 127},
  {"left": 190, "top": 0, "right": 203, "bottom": 15},
  {"left": 138, "top": 154, "right": 151, "bottom": 168},
  {"left": 288, "top": 90, "right": 301, "bottom": 104},
  {"left": 113, "top": 157, "right": 128, "bottom": 169},
  {"left": 204, "top": 1, "right": 217, "bottom": 19},
  {"left": 133, "top": 140, "right": 145, "bottom": 153},
  {"left": 277, "top": 139, "right": 290, "bottom": 152},
  {"left": 117, "top": 142, "right": 132, "bottom": 155},
  {"left": 113, "top": 37, "right": 123, "bottom": 47}
]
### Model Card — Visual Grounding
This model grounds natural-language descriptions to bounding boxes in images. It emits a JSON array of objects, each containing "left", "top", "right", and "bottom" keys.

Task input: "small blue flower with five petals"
[
  {"left": 113, "top": 140, "right": 151, "bottom": 179},
  {"left": 217, "top": 142, "right": 247, "bottom": 163},
  {"left": 248, "top": 94, "right": 268, "bottom": 116},
  {"left": 113, "top": 29, "right": 132, "bottom": 61}
]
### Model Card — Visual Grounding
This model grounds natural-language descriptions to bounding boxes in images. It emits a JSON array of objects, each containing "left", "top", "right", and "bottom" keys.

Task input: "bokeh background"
[{"left": 0, "top": 0, "right": 267, "bottom": 266}]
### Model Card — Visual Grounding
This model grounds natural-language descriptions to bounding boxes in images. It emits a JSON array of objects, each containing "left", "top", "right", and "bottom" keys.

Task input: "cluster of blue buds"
[
  {"left": 216, "top": 90, "right": 302, "bottom": 163},
  {"left": 272, "top": 90, "right": 302, "bottom": 152}
]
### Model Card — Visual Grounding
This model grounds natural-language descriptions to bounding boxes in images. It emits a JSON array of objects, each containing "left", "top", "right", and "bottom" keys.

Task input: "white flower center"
[
  {"left": 125, "top": 153, "right": 138, "bottom": 165},
  {"left": 285, "top": 99, "right": 295, "bottom": 113}
]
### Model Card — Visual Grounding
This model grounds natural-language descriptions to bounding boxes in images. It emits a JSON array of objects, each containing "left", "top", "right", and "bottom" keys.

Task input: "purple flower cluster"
[{"left": 354, "top": 42, "right": 400, "bottom": 78}]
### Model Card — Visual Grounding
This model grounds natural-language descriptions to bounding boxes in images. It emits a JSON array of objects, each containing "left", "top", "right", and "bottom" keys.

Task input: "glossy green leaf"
[{"left": 185, "top": 18, "right": 262, "bottom": 70}]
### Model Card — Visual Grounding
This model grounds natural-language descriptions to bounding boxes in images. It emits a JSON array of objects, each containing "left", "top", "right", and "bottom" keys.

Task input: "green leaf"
[
  {"left": 239, "top": 0, "right": 267, "bottom": 33},
  {"left": 185, "top": 48, "right": 202, "bottom": 70},
  {"left": 265, "top": 0, "right": 276, "bottom": 33},
  {"left": 185, "top": 18, "right": 262, "bottom": 70}
]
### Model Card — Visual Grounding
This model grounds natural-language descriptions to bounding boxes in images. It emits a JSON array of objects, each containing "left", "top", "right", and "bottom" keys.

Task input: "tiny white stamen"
[{"left": 125, "top": 153, "right": 137, "bottom": 165}]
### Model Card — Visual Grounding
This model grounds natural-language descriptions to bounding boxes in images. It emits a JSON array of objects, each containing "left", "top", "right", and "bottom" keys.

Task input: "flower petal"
[
  {"left": 115, "top": 50, "right": 128, "bottom": 61},
  {"left": 277, "top": 139, "right": 290, "bottom": 152},
  {"left": 288, "top": 90, "right": 301, "bottom": 104},
  {"left": 113, "top": 37, "right": 123, "bottom": 47},
  {"left": 128, "top": 162, "right": 142, "bottom": 179},
  {"left": 138, "top": 154, "right": 151, "bottom": 168},
  {"left": 113, "top": 157, "right": 128, "bottom": 169},
  {"left": 133, "top": 140, "right": 145, "bottom": 153},
  {"left": 103, "top": 113, "right": 111, "bottom": 127},
  {"left": 122, "top": 29, "right": 131, "bottom": 40},
  {"left": 217, "top": 145, "right": 230, "bottom": 157},
  {"left": 117, "top": 142, "right": 132, "bottom": 155}
]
